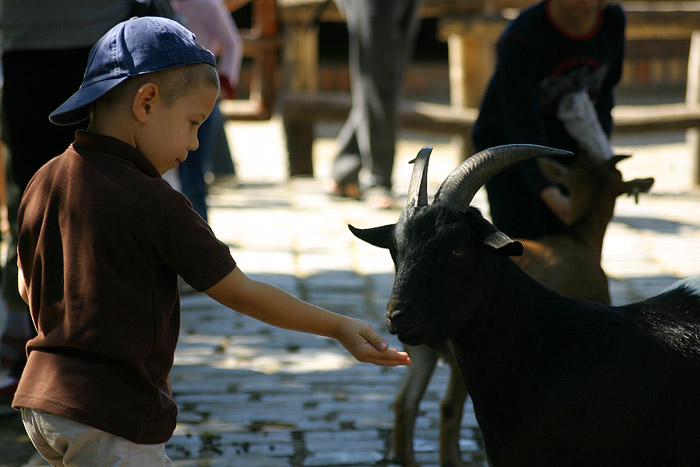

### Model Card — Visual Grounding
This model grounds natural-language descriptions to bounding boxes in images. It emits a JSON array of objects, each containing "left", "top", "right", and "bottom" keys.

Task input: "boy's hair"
[{"left": 93, "top": 62, "right": 220, "bottom": 117}]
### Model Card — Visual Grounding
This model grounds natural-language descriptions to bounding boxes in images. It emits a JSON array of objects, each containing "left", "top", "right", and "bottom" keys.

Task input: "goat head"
[{"left": 350, "top": 144, "right": 571, "bottom": 347}]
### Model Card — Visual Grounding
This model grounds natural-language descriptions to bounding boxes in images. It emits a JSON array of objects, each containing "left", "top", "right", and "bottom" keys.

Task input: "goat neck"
[
  {"left": 566, "top": 191, "right": 616, "bottom": 260},
  {"left": 563, "top": 162, "right": 620, "bottom": 259}
]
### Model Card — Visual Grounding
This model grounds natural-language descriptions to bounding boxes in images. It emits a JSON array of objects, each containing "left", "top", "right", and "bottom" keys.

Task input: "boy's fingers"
[
  {"left": 347, "top": 319, "right": 411, "bottom": 366},
  {"left": 384, "top": 348, "right": 411, "bottom": 365},
  {"left": 357, "top": 322, "right": 389, "bottom": 351},
  {"left": 363, "top": 348, "right": 411, "bottom": 366}
]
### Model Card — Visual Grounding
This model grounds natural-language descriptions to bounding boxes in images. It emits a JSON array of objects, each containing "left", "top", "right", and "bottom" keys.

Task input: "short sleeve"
[{"left": 154, "top": 197, "right": 236, "bottom": 292}]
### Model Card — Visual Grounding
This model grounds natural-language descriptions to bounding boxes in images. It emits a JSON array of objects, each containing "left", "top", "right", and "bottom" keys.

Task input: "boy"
[{"left": 13, "top": 17, "right": 409, "bottom": 465}]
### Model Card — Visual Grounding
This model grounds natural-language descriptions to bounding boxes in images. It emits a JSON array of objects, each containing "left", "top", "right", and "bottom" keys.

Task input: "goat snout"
[
  {"left": 385, "top": 299, "right": 405, "bottom": 335},
  {"left": 386, "top": 299, "right": 429, "bottom": 344}
]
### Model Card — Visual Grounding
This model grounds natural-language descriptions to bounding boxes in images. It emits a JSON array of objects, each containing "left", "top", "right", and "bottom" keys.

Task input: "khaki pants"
[{"left": 21, "top": 408, "right": 173, "bottom": 466}]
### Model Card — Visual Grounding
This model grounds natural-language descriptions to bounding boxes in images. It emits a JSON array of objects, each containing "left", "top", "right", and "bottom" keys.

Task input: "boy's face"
[{"left": 140, "top": 84, "right": 218, "bottom": 175}]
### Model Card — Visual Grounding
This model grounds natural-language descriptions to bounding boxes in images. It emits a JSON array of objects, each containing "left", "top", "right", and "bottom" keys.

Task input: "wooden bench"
[
  {"left": 277, "top": 1, "right": 700, "bottom": 183},
  {"left": 281, "top": 95, "right": 700, "bottom": 133}
]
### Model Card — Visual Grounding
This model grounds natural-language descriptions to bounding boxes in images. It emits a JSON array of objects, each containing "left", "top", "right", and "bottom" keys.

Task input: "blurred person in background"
[
  {"left": 472, "top": 0, "right": 625, "bottom": 239},
  {"left": 327, "top": 0, "right": 422, "bottom": 209}
]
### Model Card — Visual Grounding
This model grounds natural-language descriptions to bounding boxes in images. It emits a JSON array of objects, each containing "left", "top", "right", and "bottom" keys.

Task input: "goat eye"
[{"left": 451, "top": 247, "right": 465, "bottom": 257}]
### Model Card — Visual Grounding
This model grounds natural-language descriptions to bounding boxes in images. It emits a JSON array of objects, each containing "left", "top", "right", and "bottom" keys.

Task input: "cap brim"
[{"left": 49, "top": 76, "right": 128, "bottom": 126}]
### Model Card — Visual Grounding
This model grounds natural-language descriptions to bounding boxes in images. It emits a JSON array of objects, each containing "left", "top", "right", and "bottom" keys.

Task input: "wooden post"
[
  {"left": 250, "top": 0, "right": 279, "bottom": 119},
  {"left": 686, "top": 31, "right": 700, "bottom": 186},
  {"left": 446, "top": 34, "right": 495, "bottom": 159},
  {"left": 443, "top": 18, "right": 498, "bottom": 160},
  {"left": 282, "top": 24, "right": 319, "bottom": 176},
  {"left": 446, "top": 34, "right": 469, "bottom": 160}
]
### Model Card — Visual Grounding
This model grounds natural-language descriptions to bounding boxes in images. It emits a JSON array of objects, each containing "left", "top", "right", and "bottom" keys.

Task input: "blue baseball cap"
[{"left": 50, "top": 16, "right": 217, "bottom": 126}]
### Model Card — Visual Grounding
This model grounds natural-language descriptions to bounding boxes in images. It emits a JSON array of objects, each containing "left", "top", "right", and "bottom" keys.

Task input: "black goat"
[
  {"left": 350, "top": 145, "right": 700, "bottom": 466},
  {"left": 380, "top": 151, "right": 655, "bottom": 466}
]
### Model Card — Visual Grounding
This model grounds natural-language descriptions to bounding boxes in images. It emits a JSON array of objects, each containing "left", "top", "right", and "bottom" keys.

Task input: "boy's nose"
[{"left": 189, "top": 134, "right": 200, "bottom": 152}]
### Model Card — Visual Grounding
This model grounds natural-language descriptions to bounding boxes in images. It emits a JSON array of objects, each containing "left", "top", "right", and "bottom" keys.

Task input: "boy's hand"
[
  {"left": 336, "top": 318, "right": 411, "bottom": 366},
  {"left": 540, "top": 186, "right": 572, "bottom": 225}
]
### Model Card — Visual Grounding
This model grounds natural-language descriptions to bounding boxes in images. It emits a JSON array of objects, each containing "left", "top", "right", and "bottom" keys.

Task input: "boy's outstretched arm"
[{"left": 205, "top": 267, "right": 410, "bottom": 367}]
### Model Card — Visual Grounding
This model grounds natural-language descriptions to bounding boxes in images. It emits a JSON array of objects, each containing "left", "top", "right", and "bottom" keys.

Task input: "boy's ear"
[{"left": 132, "top": 83, "right": 159, "bottom": 123}]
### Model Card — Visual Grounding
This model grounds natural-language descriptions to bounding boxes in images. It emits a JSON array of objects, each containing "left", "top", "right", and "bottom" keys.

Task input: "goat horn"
[
  {"left": 434, "top": 144, "right": 572, "bottom": 211},
  {"left": 406, "top": 146, "right": 433, "bottom": 208}
]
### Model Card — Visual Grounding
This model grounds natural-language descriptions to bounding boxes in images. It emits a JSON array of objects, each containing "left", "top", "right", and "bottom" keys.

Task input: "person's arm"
[
  {"left": 172, "top": 0, "right": 243, "bottom": 99},
  {"left": 211, "top": 0, "right": 243, "bottom": 98},
  {"left": 224, "top": 0, "right": 251, "bottom": 12},
  {"left": 205, "top": 267, "right": 411, "bottom": 366},
  {"left": 540, "top": 186, "right": 571, "bottom": 224}
]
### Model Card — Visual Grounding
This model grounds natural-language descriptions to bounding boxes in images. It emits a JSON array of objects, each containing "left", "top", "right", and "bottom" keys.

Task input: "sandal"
[
  {"left": 364, "top": 186, "right": 396, "bottom": 210},
  {"left": 326, "top": 181, "right": 362, "bottom": 200}
]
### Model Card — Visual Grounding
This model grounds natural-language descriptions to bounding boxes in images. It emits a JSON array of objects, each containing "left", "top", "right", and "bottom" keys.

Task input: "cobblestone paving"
[{"left": 3, "top": 118, "right": 700, "bottom": 466}]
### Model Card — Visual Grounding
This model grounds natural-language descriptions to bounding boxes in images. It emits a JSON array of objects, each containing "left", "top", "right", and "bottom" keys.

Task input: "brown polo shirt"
[{"left": 13, "top": 131, "right": 236, "bottom": 444}]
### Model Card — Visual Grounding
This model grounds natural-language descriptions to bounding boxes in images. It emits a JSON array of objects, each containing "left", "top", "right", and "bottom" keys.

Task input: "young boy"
[{"left": 13, "top": 17, "right": 409, "bottom": 465}]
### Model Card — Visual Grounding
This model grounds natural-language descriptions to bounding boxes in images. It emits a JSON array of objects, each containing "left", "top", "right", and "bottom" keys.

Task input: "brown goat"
[
  {"left": 514, "top": 154, "right": 654, "bottom": 304},
  {"left": 389, "top": 154, "right": 654, "bottom": 467}
]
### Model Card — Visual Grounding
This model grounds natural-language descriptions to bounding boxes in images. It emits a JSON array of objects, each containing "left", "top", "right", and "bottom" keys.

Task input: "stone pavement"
[{"left": 2, "top": 116, "right": 700, "bottom": 466}]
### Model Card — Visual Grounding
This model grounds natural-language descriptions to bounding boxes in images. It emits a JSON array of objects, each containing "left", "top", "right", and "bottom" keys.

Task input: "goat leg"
[
  {"left": 392, "top": 344, "right": 439, "bottom": 466},
  {"left": 439, "top": 356, "right": 467, "bottom": 467}
]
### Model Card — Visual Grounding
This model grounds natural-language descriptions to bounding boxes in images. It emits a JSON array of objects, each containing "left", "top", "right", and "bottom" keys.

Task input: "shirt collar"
[{"left": 72, "top": 130, "right": 161, "bottom": 179}]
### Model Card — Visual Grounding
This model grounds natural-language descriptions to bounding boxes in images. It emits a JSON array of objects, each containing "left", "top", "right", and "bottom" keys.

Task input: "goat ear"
[
  {"left": 624, "top": 177, "right": 655, "bottom": 203},
  {"left": 348, "top": 224, "right": 394, "bottom": 249},
  {"left": 610, "top": 154, "right": 632, "bottom": 167},
  {"left": 484, "top": 231, "right": 524, "bottom": 256},
  {"left": 625, "top": 177, "right": 654, "bottom": 194},
  {"left": 468, "top": 209, "right": 524, "bottom": 256}
]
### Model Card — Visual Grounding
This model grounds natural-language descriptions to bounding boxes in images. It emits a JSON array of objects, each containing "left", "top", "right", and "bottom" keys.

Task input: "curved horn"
[
  {"left": 434, "top": 144, "right": 572, "bottom": 211},
  {"left": 406, "top": 146, "right": 433, "bottom": 208}
]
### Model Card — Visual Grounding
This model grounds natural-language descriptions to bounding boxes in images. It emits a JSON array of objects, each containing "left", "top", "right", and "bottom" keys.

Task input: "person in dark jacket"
[{"left": 472, "top": 0, "right": 625, "bottom": 239}]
